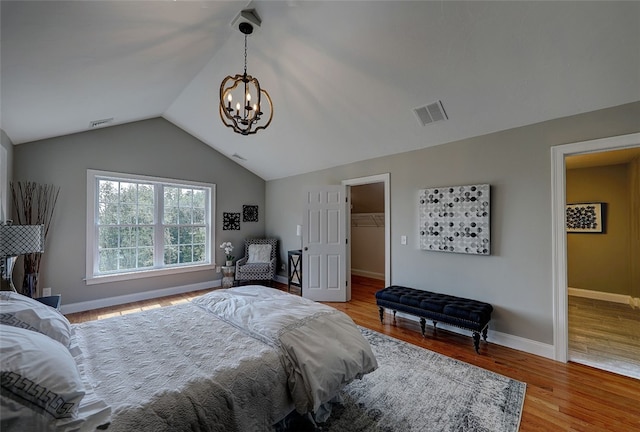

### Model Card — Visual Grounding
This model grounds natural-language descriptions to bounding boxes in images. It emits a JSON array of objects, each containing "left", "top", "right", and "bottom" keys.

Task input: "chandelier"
[{"left": 219, "top": 12, "right": 273, "bottom": 136}]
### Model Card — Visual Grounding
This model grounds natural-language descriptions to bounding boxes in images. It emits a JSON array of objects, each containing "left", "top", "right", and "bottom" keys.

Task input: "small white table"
[{"left": 221, "top": 266, "right": 235, "bottom": 288}]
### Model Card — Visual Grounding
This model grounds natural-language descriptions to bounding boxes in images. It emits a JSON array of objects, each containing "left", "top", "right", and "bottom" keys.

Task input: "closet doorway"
[{"left": 343, "top": 174, "right": 390, "bottom": 300}]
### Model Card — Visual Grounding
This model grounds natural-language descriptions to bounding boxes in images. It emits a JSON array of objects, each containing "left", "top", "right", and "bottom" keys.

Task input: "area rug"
[{"left": 279, "top": 327, "right": 526, "bottom": 432}]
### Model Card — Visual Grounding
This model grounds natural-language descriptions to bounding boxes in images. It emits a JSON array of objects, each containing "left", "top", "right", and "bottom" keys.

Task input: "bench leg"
[
  {"left": 472, "top": 332, "right": 481, "bottom": 354},
  {"left": 378, "top": 306, "right": 385, "bottom": 323},
  {"left": 420, "top": 318, "right": 426, "bottom": 336},
  {"left": 482, "top": 326, "right": 489, "bottom": 342}
]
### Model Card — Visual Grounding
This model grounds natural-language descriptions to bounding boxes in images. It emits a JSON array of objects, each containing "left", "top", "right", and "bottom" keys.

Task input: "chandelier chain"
[{"left": 244, "top": 34, "right": 248, "bottom": 76}]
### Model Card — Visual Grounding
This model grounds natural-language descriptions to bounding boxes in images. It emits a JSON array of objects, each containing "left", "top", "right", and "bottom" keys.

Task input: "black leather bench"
[{"left": 375, "top": 285, "right": 493, "bottom": 353}]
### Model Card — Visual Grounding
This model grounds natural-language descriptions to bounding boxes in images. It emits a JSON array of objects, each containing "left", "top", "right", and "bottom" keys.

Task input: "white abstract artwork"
[{"left": 419, "top": 184, "right": 490, "bottom": 255}]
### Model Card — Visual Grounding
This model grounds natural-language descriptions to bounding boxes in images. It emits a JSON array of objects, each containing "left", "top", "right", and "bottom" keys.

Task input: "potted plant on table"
[{"left": 219, "top": 242, "right": 234, "bottom": 267}]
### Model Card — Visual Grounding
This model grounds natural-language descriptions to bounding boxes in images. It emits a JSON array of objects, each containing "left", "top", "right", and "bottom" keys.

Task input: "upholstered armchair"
[{"left": 234, "top": 238, "right": 278, "bottom": 287}]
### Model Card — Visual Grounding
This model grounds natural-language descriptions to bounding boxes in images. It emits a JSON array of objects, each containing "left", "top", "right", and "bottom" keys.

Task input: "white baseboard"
[
  {"left": 351, "top": 269, "right": 385, "bottom": 280},
  {"left": 60, "top": 279, "right": 221, "bottom": 314},
  {"left": 386, "top": 311, "right": 555, "bottom": 360},
  {"left": 569, "top": 287, "right": 638, "bottom": 308}
]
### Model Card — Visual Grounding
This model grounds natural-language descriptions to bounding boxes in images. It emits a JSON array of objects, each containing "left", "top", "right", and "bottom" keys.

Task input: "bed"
[{"left": 0, "top": 286, "right": 378, "bottom": 431}]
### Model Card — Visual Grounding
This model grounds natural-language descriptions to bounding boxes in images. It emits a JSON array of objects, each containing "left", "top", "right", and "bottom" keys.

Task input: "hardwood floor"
[
  {"left": 66, "top": 276, "right": 640, "bottom": 432},
  {"left": 569, "top": 296, "right": 640, "bottom": 380}
]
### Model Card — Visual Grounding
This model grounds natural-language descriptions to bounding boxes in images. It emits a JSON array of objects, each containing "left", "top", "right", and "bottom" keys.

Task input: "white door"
[{"left": 302, "top": 185, "right": 347, "bottom": 302}]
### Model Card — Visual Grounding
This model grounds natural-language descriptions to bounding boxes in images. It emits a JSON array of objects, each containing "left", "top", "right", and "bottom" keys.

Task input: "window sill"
[{"left": 85, "top": 263, "right": 216, "bottom": 285}]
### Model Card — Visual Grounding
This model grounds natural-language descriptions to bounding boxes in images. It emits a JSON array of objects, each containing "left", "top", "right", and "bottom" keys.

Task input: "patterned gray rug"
[{"left": 279, "top": 327, "right": 525, "bottom": 432}]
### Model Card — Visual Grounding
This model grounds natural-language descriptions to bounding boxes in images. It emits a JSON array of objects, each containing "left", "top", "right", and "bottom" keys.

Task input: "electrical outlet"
[
  {"left": 42, "top": 287, "right": 52, "bottom": 297},
  {"left": 280, "top": 263, "right": 286, "bottom": 271},
  {"left": 216, "top": 266, "right": 221, "bottom": 273},
  {"left": 401, "top": 235, "right": 407, "bottom": 245}
]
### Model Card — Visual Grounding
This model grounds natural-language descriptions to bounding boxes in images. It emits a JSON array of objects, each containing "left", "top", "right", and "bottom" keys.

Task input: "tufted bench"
[{"left": 375, "top": 285, "right": 493, "bottom": 353}]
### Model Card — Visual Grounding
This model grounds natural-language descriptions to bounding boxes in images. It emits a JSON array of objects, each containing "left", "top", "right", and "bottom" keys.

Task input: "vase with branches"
[{"left": 10, "top": 181, "right": 60, "bottom": 298}]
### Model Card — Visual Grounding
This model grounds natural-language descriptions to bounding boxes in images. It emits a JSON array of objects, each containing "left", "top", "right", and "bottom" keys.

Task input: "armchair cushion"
[{"left": 247, "top": 244, "right": 272, "bottom": 263}]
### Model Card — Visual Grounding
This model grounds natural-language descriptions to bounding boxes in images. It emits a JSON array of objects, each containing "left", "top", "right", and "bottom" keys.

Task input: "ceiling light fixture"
[{"left": 219, "top": 10, "right": 273, "bottom": 136}]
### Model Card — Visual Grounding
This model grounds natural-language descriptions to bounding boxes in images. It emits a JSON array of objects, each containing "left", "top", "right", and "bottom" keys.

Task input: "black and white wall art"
[
  {"left": 419, "top": 184, "right": 490, "bottom": 255},
  {"left": 566, "top": 203, "right": 605, "bottom": 233},
  {"left": 223, "top": 212, "right": 240, "bottom": 230},
  {"left": 243, "top": 205, "right": 259, "bottom": 222}
]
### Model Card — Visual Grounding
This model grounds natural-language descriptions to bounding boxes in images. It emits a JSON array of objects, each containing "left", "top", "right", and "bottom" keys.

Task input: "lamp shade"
[{"left": 0, "top": 224, "right": 45, "bottom": 256}]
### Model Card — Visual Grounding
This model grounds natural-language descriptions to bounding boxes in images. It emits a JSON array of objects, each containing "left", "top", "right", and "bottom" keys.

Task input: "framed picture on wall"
[{"left": 566, "top": 202, "right": 605, "bottom": 233}]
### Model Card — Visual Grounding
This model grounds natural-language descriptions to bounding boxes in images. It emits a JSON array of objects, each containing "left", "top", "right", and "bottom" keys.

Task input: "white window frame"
[{"left": 86, "top": 170, "right": 216, "bottom": 285}]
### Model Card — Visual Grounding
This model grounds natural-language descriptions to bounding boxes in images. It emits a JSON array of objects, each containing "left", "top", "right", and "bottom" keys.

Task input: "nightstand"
[
  {"left": 221, "top": 266, "right": 235, "bottom": 289},
  {"left": 288, "top": 250, "right": 302, "bottom": 295},
  {"left": 35, "top": 294, "right": 61, "bottom": 310}
]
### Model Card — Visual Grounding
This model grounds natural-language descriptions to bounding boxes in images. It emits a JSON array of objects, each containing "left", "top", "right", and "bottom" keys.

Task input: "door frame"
[
  {"left": 551, "top": 132, "right": 640, "bottom": 362},
  {"left": 342, "top": 173, "right": 391, "bottom": 300}
]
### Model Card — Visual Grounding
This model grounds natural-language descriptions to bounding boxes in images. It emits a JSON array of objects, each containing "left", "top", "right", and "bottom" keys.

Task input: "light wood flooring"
[
  {"left": 569, "top": 296, "right": 640, "bottom": 380},
  {"left": 66, "top": 276, "right": 640, "bottom": 432}
]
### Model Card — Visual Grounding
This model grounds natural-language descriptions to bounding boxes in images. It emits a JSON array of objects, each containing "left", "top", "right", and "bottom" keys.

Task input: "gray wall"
[
  {"left": 266, "top": 101, "right": 640, "bottom": 345},
  {"left": 1, "top": 129, "right": 13, "bottom": 221},
  {"left": 12, "top": 118, "right": 265, "bottom": 304}
]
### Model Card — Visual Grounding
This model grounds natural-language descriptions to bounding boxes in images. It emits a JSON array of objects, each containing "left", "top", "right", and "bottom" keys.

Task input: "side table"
[{"left": 221, "top": 266, "right": 235, "bottom": 288}]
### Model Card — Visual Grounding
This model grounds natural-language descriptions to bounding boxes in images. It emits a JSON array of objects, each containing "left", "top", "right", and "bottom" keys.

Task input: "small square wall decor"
[
  {"left": 223, "top": 212, "right": 240, "bottom": 230},
  {"left": 419, "top": 184, "right": 490, "bottom": 255},
  {"left": 566, "top": 203, "right": 605, "bottom": 233},
  {"left": 243, "top": 205, "right": 259, "bottom": 222}
]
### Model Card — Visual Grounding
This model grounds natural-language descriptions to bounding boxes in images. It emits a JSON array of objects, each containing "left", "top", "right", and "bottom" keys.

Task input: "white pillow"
[
  {"left": 247, "top": 244, "right": 272, "bottom": 263},
  {"left": 0, "top": 324, "right": 86, "bottom": 428},
  {"left": 0, "top": 292, "right": 72, "bottom": 347}
]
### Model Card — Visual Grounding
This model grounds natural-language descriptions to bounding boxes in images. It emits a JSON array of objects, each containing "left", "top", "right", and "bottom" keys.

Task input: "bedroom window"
[{"left": 86, "top": 170, "right": 215, "bottom": 285}]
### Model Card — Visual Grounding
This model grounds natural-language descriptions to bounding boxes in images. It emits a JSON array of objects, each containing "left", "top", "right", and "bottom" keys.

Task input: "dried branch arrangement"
[{"left": 10, "top": 181, "right": 60, "bottom": 297}]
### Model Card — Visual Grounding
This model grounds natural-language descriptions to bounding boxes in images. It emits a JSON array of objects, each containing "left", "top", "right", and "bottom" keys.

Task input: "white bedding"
[
  {"left": 72, "top": 285, "right": 377, "bottom": 431},
  {"left": 192, "top": 286, "right": 378, "bottom": 414}
]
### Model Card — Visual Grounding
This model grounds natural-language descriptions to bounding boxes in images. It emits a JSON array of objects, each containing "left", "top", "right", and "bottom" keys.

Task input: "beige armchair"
[{"left": 234, "top": 238, "right": 278, "bottom": 287}]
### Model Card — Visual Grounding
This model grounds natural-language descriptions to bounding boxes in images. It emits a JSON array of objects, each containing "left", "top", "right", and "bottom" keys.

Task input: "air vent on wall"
[
  {"left": 413, "top": 100, "right": 448, "bottom": 126},
  {"left": 89, "top": 117, "right": 114, "bottom": 128}
]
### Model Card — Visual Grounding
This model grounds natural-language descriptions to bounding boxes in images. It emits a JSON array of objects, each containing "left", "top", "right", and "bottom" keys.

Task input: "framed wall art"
[
  {"left": 243, "top": 205, "right": 259, "bottom": 222},
  {"left": 566, "top": 202, "right": 605, "bottom": 233},
  {"left": 419, "top": 184, "right": 490, "bottom": 255},
  {"left": 223, "top": 212, "right": 240, "bottom": 230}
]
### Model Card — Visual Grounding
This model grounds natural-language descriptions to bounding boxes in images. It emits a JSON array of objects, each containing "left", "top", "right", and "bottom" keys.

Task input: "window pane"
[
  {"left": 138, "top": 183, "right": 154, "bottom": 204},
  {"left": 164, "top": 246, "right": 178, "bottom": 265},
  {"left": 99, "top": 203, "right": 119, "bottom": 225},
  {"left": 99, "top": 180, "right": 119, "bottom": 203},
  {"left": 120, "top": 248, "right": 136, "bottom": 270},
  {"left": 193, "top": 208, "right": 205, "bottom": 224},
  {"left": 193, "top": 244, "right": 205, "bottom": 263},
  {"left": 139, "top": 227, "right": 153, "bottom": 247},
  {"left": 179, "top": 245, "right": 193, "bottom": 263},
  {"left": 179, "top": 227, "right": 192, "bottom": 244},
  {"left": 119, "top": 227, "right": 136, "bottom": 248},
  {"left": 138, "top": 247, "right": 153, "bottom": 268},
  {"left": 120, "top": 203, "right": 137, "bottom": 225},
  {"left": 193, "top": 189, "right": 205, "bottom": 207},
  {"left": 164, "top": 227, "right": 178, "bottom": 246},
  {"left": 178, "top": 207, "right": 192, "bottom": 224},
  {"left": 139, "top": 205, "right": 154, "bottom": 225},
  {"left": 164, "top": 206, "right": 178, "bottom": 225},
  {"left": 120, "top": 183, "right": 137, "bottom": 203},
  {"left": 193, "top": 227, "right": 206, "bottom": 244},
  {"left": 99, "top": 249, "right": 119, "bottom": 272},
  {"left": 98, "top": 227, "right": 119, "bottom": 249}
]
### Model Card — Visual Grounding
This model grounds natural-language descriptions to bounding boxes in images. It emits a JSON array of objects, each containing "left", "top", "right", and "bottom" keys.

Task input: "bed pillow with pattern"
[
  {"left": 0, "top": 324, "right": 86, "bottom": 431},
  {"left": 0, "top": 291, "right": 72, "bottom": 347}
]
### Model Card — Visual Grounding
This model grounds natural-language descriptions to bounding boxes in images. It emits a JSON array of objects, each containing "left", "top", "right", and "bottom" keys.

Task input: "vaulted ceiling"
[{"left": 2, "top": 1, "right": 638, "bottom": 180}]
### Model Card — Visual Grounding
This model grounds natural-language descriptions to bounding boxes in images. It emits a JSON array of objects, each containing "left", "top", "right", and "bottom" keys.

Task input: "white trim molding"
[
  {"left": 60, "top": 279, "right": 220, "bottom": 314},
  {"left": 342, "top": 173, "right": 391, "bottom": 288},
  {"left": 388, "top": 311, "right": 555, "bottom": 359},
  {"left": 551, "top": 132, "right": 640, "bottom": 363},
  {"left": 569, "top": 287, "right": 639, "bottom": 308}
]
